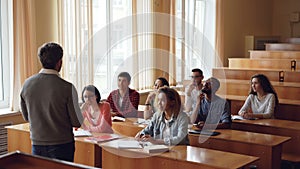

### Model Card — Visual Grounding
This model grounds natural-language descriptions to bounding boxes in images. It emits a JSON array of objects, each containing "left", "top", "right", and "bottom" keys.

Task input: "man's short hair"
[
  {"left": 118, "top": 72, "right": 131, "bottom": 82},
  {"left": 192, "top": 68, "right": 203, "bottom": 76},
  {"left": 38, "top": 42, "right": 63, "bottom": 69}
]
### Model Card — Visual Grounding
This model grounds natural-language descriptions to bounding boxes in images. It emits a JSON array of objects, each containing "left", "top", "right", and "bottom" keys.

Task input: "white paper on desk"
[
  {"left": 73, "top": 129, "right": 92, "bottom": 137},
  {"left": 117, "top": 140, "right": 143, "bottom": 149},
  {"left": 136, "top": 118, "right": 150, "bottom": 125},
  {"left": 231, "top": 115, "right": 245, "bottom": 120}
]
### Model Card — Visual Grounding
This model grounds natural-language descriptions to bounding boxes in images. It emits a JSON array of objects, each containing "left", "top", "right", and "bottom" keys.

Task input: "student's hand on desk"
[
  {"left": 197, "top": 121, "right": 205, "bottom": 129},
  {"left": 241, "top": 112, "right": 254, "bottom": 119},
  {"left": 135, "top": 132, "right": 143, "bottom": 141},
  {"left": 192, "top": 121, "right": 204, "bottom": 130},
  {"left": 140, "top": 135, "right": 154, "bottom": 142},
  {"left": 239, "top": 110, "right": 246, "bottom": 117}
]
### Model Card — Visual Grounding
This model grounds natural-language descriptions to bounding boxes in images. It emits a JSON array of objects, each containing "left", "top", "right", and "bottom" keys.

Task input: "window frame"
[{"left": 0, "top": 0, "right": 12, "bottom": 109}]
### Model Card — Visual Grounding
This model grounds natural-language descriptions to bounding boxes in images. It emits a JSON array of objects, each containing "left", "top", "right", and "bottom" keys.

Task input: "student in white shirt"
[
  {"left": 238, "top": 74, "right": 279, "bottom": 119},
  {"left": 185, "top": 68, "right": 204, "bottom": 117}
]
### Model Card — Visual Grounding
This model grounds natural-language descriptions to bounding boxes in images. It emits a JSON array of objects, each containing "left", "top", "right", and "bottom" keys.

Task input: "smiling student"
[{"left": 135, "top": 87, "right": 189, "bottom": 145}]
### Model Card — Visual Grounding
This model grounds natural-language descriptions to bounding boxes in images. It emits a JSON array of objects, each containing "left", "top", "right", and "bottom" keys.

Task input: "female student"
[
  {"left": 144, "top": 77, "right": 170, "bottom": 119},
  {"left": 135, "top": 87, "right": 189, "bottom": 145},
  {"left": 238, "top": 74, "right": 279, "bottom": 119},
  {"left": 81, "top": 85, "right": 113, "bottom": 133}
]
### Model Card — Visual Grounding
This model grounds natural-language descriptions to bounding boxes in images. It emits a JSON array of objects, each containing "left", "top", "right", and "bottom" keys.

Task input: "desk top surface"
[
  {"left": 189, "top": 129, "right": 290, "bottom": 146},
  {"left": 233, "top": 119, "right": 300, "bottom": 130},
  {"left": 101, "top": 138, "right": 258, "bottom": 169}
]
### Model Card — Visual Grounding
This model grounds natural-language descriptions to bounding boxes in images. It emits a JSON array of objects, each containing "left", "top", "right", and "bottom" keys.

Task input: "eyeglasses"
[
  {"left": 83, "top": 95, "right": 95, "bottom": 99},
  {"left": 190, "top": 75, "right": 202, "bottom": 79}
]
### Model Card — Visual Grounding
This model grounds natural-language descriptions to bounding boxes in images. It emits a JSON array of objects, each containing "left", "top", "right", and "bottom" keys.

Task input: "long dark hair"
[
  {"left": 250, "top": 74, "right": 279, "bottom": 105},
  {"left": 157, "top": 77, "right": 170, "bottom": 87},
  {"left": 82, "top": 85, "right": 101, "bottom": 103}
]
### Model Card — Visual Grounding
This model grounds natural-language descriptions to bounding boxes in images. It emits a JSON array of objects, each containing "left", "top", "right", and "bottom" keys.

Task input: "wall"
[
  {"left": 34, "top": 0, "right": 59, "bottom": 49},
  {"left": 223, "top": 0, "right": 300, "bottom": 66},
  {"left": 272, "top": 0, "right": 300, "bottom": 39},
  {"left": 223, "top": 0, "right": 273, "bottom": 66}
]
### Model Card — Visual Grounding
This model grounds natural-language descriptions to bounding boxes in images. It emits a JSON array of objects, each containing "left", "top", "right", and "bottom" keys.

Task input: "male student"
[
  {"left": 185, "top": 68, "right": 204, "bottom": 116},
  {"left": 20, "top": 42, "right": 83, "bottom": 162},
  {"left": 190, "top": 77, "right": 231, "bottom": 129},
  {"left": 107, "top": 72, "right": 140, "bottom": 117}
]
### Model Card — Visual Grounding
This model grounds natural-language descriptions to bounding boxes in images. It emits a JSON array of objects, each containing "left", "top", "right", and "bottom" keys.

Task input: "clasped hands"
[
  {"left": 239, "top": 111, "right": 254, "bottom": 119},
  {"left": 135, "top": 132, "right": 154, "bottom": 142}
]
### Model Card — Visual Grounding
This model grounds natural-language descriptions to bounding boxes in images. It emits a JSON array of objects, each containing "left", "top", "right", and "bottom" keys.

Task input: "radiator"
[{"left": 0, "top": 122, "right": 12, "bottom": 155}]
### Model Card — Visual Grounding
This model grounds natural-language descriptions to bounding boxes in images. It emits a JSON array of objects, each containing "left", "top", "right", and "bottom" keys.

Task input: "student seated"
[
  {"left": 190, "top": 77, "right": 231, "bottom": 130},
  {"left": 144, "top": 77, "right": 169, "bottom": 119},
  {"left": 135, "top": 87, "right": 189, "bottom": 145},
  {"left": 238, "top": 74, "right": 279, "bottom": 119},
  {"left": 81, "top": 85, "right": 113, "bottom": 133},
  {"left": 185, "top": 68, "right": 204, "bottom": 116},
  {"left": 107, "top": 72, "right": 140, "bottom": 118}
]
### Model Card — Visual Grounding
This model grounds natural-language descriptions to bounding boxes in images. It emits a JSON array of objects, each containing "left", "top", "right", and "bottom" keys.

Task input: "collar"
[
  {"left": 159, "top": 112, "right": 176, "bottom": 125},
  {"left": 39, "top": 68, "right": 60, "bottom": 77}
]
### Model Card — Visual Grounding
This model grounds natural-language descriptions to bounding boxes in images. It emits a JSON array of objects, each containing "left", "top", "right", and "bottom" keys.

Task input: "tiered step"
[
  {"left": 213, "top": 67, "right": 300, "bottom": 82},
  {"left": 228, "top": 58, "right": 300, "bottom": 70},
  {"left": 265, "top": 43, "right": 300, "bottom": 51},
  {"left": 285, "top": 38, "right": 300, "bottom": 44},
  {"left": 217, "top": 79, "right": 300, "bottom": 100},
  {"left": 249, "top": 50, "right": 300, "bottom": 59}
]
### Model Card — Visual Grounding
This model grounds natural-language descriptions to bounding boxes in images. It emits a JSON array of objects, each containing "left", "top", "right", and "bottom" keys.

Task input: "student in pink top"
[{"left": 81, "top": 85, "right": 113, "bottom": 133}]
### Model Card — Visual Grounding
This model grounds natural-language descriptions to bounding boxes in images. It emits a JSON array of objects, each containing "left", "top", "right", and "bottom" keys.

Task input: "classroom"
[{"left": 0, "top": 0, "right": 300, "bottom": 169}]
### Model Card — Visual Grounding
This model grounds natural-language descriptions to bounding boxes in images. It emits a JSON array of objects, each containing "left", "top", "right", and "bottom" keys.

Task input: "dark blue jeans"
[{"left": 32, "top": 141, "right": 75, "bottom": 162}]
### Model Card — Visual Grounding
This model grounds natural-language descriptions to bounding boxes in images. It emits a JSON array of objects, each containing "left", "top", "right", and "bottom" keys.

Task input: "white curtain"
[
  {"left": 58, "top": 0, "right": 94, "bottom": 94},
  {"left": 11, "top": 0, "right": 39, "bottom": 111}
]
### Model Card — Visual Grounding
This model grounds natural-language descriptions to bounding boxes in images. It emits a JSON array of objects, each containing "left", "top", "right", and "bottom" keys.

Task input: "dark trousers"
[{"left": 32, "top": 141, "right": 75, "bottom": 162}]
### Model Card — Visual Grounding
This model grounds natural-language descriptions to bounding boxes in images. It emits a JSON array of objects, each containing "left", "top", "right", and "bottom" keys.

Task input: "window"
[
  {"left": 175, "top": 0, "right": 215, "bottom": 82},
  {"left": 61, "top": 0, "right": 215, "bottom": 96},
  {"left": 0, "top": 0, "right": 13, "bottom": 108}
]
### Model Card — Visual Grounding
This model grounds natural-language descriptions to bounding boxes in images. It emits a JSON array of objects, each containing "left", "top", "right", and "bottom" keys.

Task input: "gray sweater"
[{"left": 20, "top": 72, "right": 83, "bottom": 145}]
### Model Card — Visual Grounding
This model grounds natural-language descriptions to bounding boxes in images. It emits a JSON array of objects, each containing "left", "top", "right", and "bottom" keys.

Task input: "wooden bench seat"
[
  {"left": 282, "top": 153, "right": 300, "bottom": 163},
  {"left": 213, "top": 67, "right": 300, "bottom": 82},
  {"left": 249, "top": 50, "right": 300, "bottom": 59},
  {"left": 217, "top": 79, "right": 300, "bottom": 100},
  {"left": 228, "top": 58, "right": 300, "bottom": 70},
  {"left": 265, "top": 43, "right": 300, "bottom": 51}
]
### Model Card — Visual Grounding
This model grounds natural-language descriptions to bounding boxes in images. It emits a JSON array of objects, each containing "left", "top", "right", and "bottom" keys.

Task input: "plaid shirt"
[{"left": 107, "top": 88, "right": 140, "bottom": 118}]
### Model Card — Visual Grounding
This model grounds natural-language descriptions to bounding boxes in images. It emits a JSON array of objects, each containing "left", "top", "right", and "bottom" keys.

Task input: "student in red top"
[
  {"left": 81, "top": 85, "right": 113, "bottom": 133},
  {"left": 107, "top": 72, "right": 140, "bottom": 118}
]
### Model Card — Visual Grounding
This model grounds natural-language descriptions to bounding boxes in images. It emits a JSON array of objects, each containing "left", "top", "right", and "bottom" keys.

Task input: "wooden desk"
[
  {"left": 0, "top": 151, "right": 100, "bottom": 169},
  {"left": 112, "top": 118, "right": 146, "bottom": 137},
  {"left": 100, "top": 139, "right": 259, "bottom": 169},
  {"left": 189, "top": 129, "right": 290, "bottom": 169},
  {"left": 232, "top": 119, "right": 300, "bottom": 163},
  {"left": 6, "top": 123, "right": 102, "bottom": 167}
]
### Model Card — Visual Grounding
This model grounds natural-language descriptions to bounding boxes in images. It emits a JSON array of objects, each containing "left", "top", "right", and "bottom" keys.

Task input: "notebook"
[
  {"left": 117, "top": 140, "right": 143, "bottom": 149},
  {"left": 84, "top": 134, "right": 120, "bottom": 143},
  {"left": 73, "top": 130, "right": 92, "bottom": 137},
  {"left": 144, "top": 145, "right": 169, "bottom": 153},
  {"left": 188, "top": 129, "right": 220, "bottom": 136}
]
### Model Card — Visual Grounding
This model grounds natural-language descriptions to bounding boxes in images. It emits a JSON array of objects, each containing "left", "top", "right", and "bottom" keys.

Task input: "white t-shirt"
[{"left": 238, "top": 93, "right": 276, "bottom": 119}]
